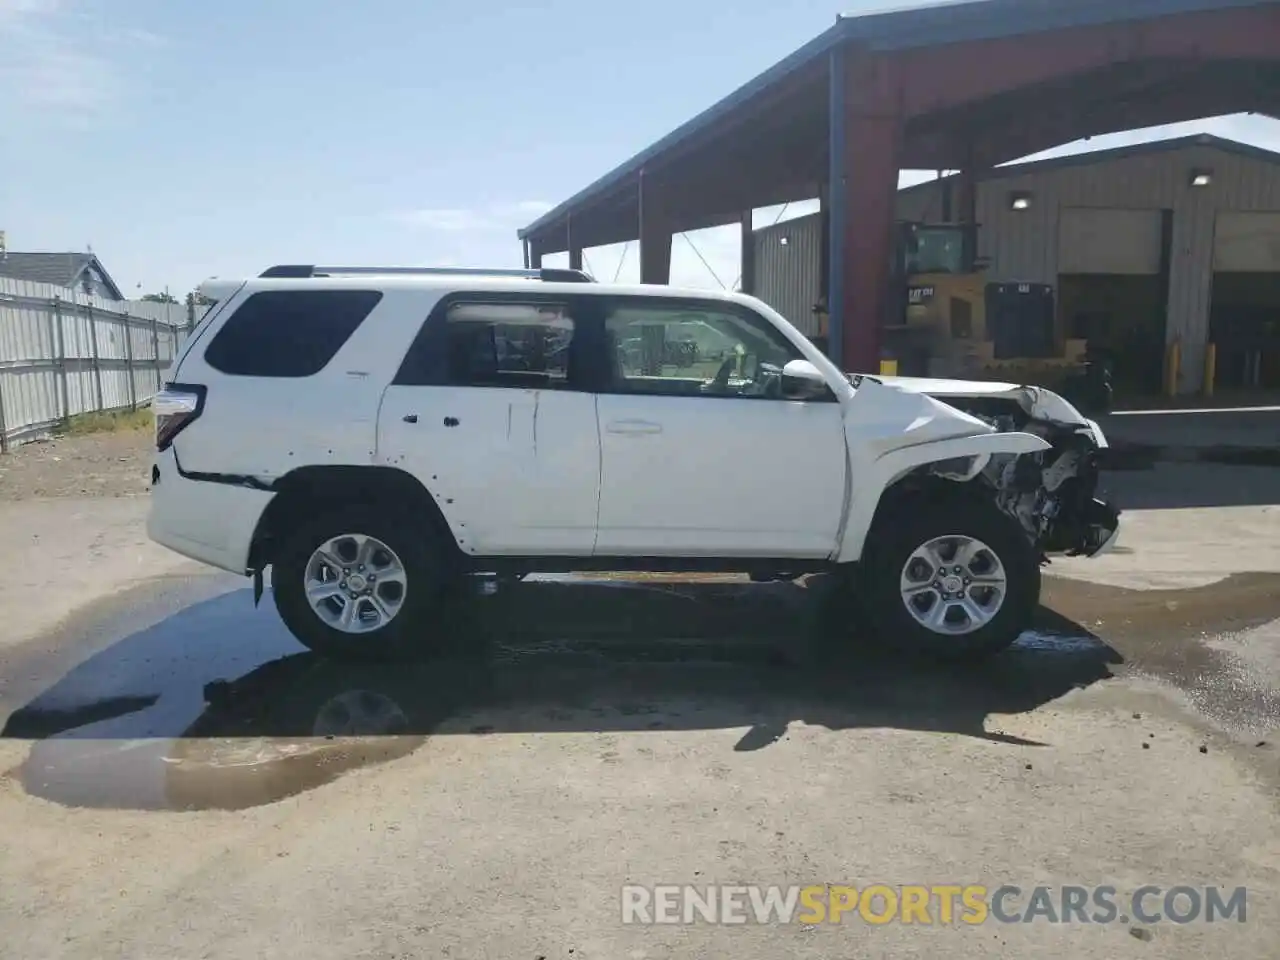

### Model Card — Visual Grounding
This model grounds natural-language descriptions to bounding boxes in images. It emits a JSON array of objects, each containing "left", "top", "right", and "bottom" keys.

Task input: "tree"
[{"left": 142, "top": 292, "right": 177, "bottom": 304}]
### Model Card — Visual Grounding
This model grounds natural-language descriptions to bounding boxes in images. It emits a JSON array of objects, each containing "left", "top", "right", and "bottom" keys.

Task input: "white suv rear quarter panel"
[
  {"left": 149, "top": 286, "right": 439, "bottom": 573},
  {"left": 169, "top": 288, "right": 431, "bottom": 478},
  {"left": 147, "top": 447, "right": 274, "bottom": 573}
]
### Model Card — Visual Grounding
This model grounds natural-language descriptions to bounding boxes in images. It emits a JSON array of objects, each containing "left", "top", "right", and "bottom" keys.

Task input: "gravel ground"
[
  {"left": 0, "top": 430, "right": 201, "bottom": 655},
  {"left": 0, "top": 431, "right": 153, "bottom": 501}
]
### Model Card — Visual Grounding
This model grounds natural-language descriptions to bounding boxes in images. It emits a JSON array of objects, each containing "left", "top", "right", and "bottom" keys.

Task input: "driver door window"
[{"left": 602, "top": 301, "right": 803, "bottom": 399}]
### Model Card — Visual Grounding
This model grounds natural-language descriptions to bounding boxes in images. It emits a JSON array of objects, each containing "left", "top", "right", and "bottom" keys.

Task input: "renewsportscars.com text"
[{"left": 621, "top": 884, "right": 1248, "bottom": 925}]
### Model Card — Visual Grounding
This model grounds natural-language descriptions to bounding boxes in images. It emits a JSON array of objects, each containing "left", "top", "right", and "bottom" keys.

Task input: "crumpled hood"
[
  {"left": 853, "top": 372, "right": 1093, "bottom": 429},
  {"left": 863, "top": 374, "right": 1027, "bottom": 398}
]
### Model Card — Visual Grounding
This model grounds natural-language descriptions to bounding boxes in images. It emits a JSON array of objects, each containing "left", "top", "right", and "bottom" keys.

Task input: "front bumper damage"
[
  {"left": 850, "top": 373, "right": 1121, "bottom": 559},
  {"left": 982, "top": 417, "right": 1121, "bottom": 559}
]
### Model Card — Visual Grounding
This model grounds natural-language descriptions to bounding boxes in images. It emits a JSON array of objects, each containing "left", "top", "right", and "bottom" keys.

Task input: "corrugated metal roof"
[
  {"left": 517, "top": 0, "right": 1277, "bottom": 244},
  {"left": 0, "top": 252, "right": 124, "bottom": 299},
  {"left": 896, "top": 133, "right": 1280, "bottom": 198}
]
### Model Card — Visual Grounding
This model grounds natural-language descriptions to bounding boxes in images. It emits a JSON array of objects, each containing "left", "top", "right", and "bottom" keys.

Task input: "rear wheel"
[
  {"left": 271, "top": 507, "right": 447, "bottom": 661},
  {"left": 861, "top": 495, "right": 1040, "bottom": 660}
]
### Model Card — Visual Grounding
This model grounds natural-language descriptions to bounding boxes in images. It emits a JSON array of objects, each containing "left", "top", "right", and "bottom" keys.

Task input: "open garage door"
[
  {"left": 1057, "top": 208, "right": 1167, "bottom": 398},
  {"left": 1211, "top": 212, "right": 1280, "bottom": 391}
]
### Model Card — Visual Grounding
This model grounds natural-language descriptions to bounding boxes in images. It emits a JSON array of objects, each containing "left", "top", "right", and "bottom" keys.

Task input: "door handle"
[
  {"left": 606, "top": 419, "right": 662, "bottom": 435},
  {"left": 402, "top": 414, "right": 418, "bottom": 424}
]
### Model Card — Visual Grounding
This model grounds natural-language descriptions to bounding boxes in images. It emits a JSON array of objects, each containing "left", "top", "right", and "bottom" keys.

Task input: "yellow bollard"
[
  {"left": 1164, "top": 339, "right": 1181, "bottom": 398},
  {"left": 879, "top": 345, "right": 899, "bottom": 377},
  {"left": 1203, "top": 342, "right": 1216, "bottom": 398}
]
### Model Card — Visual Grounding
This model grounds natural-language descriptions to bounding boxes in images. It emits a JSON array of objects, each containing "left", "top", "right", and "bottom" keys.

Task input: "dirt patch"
[{"left": 0, "top": 431, "right": 153, "bottom": 501}]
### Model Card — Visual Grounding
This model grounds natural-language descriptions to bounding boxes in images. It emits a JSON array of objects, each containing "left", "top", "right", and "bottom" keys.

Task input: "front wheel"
[
  {"left": 271, "top": 507, "right": 447, "bottom": 661},
  {"left": 861, "top": 496, "right": 1040, "bottom": 661}
]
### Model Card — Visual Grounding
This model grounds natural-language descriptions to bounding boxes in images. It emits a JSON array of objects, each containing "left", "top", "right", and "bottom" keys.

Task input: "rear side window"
[
  {"left": 395, "top": 299, "right": 578, "bottom": 389},
  {"left": 203, "top": 289, "right": 383, "bottom": 377}
]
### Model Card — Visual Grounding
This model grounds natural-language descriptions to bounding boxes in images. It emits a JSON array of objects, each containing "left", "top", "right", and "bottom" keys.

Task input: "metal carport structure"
[{"left": 516, "top": 0, "right": 1280, "bottom": 373}]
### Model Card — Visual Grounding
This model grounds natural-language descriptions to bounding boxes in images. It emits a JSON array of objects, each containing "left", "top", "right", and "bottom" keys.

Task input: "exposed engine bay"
[{"left": 937, "top": 394, "right": 1120, "bottom": 560}]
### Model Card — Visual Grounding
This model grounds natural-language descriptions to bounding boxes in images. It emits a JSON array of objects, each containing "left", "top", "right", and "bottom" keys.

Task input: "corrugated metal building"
[
  {"left": 753, "top": 216, "right": 825, "bottom": 339},
  {"left": 753, "top": 134, "right": 1280, "bottom": 394}
]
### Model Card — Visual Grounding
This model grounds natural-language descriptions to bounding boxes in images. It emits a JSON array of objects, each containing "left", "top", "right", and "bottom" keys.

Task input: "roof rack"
[{"left": 258, "top": 265, "right": 595, "bottom": 283}]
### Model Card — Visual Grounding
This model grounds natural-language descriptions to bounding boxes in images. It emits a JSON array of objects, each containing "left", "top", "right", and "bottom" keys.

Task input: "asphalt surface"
[{"left": 0, "top": 456, "right": 1277, "bottom": 958}]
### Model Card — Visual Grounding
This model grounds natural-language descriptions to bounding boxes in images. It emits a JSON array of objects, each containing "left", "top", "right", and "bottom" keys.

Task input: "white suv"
[{"left": 148, "top": 265, "right": 1120, "bottom": 661}]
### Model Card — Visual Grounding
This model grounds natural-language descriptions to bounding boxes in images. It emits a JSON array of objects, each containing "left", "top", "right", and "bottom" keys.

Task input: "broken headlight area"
[{"left": 977, "top": 417, "right": 1120, "bottom": 559}]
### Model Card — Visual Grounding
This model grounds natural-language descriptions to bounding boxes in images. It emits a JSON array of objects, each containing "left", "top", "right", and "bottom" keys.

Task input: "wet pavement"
[
  {"left": 3, "top": 443, "right": 1278, "bottom": 958},
  {"left": 3, "top": 568, "right": 1279, "bottom": 813}
]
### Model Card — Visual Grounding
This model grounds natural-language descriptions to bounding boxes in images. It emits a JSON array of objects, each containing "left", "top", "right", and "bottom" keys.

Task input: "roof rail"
[{"left": 258, "top": 264, "right": 595, "bottom": 283}]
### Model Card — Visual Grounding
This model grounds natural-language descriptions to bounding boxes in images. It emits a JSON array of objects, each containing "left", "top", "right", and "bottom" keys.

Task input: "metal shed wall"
[
  {"left": 752, "top": 214, "right": 824, "bottom": 336},
  {"left": 895, "top": 144, "right": 1280, "bottom": 391}
]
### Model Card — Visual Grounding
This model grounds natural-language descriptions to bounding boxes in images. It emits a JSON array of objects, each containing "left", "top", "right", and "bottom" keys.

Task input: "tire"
[
  {"left": 271, "top": 506, "right": 448, "bottom": 661},
  {"left": 860, "top": 494, "right": 1040, "bottom": 661}
]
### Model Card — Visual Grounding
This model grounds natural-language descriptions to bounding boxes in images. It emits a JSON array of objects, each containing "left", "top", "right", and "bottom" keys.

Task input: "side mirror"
[{"left": 780, "top": 359, "right": 834, "bottom": 400}]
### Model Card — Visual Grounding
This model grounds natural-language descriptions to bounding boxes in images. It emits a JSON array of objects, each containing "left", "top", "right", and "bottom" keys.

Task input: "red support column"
[{"left": 839, "top": 111, "right": 902, "bottom": 373}]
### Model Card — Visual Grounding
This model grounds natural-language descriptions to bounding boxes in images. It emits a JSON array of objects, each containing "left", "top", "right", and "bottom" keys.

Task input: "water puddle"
[
  {"left": 1041, "top": 572, "right": 1280, "bottom": 729},
  {"left": 4, "top": 570, "right": 1279, "bottom": 811}
]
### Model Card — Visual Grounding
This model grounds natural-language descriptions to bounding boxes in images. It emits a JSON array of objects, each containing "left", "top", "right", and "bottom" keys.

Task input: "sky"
[{"left": 2, "top": 0, "right": 1279, "bottom": 298}]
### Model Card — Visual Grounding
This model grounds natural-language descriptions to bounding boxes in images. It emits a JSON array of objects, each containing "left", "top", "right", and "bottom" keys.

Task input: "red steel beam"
[
  {"left": 836, "top": 54, "right": 905, "bottom": 373},
  {"left": 892, "top": 4, "right": 1280, "bottom": 118}
]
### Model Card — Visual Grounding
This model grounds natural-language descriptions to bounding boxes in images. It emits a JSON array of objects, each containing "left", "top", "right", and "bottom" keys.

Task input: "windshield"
[{"left": 906, "top": 226, "right": 967, "bottom": 274}]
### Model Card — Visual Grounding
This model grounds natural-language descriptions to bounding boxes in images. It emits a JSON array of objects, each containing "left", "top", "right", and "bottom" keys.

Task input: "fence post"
[
  {"left": 123, "top": 310, "right": 138, "bottom": 411},
  {"left": 0, "top": 358, "right": 8, "bottom": 454},
  {"left": 86, "top": 302, "right": 104, "bottom": 413},
  {"left": 150, "top": 317, "right": 161, "bottom": 392},
  {"left": 52, "top": 297, "right": 71, "bottom": 426}
]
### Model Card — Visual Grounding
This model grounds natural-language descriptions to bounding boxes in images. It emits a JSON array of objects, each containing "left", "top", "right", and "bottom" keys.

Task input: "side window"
[
  {"left": 396, "top": 299, "right": 577, "bottom": 390},
  {"left": 203, "top": 289, "right": 382, "bottom": 377},
  {"left": 602, "top": 300, "right": 805, "bottom": 399}
]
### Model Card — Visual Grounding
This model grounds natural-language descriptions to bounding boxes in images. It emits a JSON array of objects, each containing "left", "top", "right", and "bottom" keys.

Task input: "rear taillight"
[{"left": 154, "top": 384, "right": 206, "bottom": 451}]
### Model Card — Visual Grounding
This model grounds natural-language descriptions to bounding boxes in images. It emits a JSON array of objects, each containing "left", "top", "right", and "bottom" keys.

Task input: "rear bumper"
[{"left": 147, "top": 447, "right": 274, "bottom": 575}]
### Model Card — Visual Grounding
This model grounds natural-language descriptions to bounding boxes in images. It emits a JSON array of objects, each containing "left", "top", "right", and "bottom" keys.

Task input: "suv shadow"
[{"left": 2, "top": 576, "right": 1121, "bottom": 811}]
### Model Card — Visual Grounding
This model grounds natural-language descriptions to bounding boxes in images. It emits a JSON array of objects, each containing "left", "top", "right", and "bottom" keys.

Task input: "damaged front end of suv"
[
  {"left": 858, "top": 374, "right": 1122, "bottom": 561},
  {"left": 977, "top": 409, "right": 1119, "bottom": 561}
]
